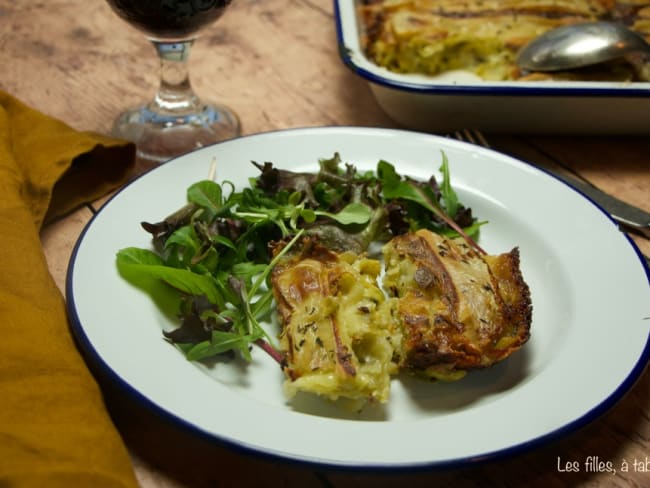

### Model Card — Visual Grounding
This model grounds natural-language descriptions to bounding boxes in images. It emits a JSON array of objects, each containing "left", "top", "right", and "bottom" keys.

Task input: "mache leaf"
[
  {"left": 187, "top": 180, "right": 223, "bottom": 214},
  {"left": 315, "top": 202, "right": 372, "bottom": 225}
]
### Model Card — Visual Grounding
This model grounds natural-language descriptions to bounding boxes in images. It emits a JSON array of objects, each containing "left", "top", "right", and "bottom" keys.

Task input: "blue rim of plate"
[
  {"left": 66, "top": 126, "right": 650, "bottom": 472},
  {"left": 334, "top": 0, "right": 650, "bottom": 98}
]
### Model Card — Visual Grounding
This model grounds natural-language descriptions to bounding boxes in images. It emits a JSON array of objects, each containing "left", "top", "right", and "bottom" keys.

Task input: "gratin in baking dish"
[{"left": 334, "top": 0, "right": 650, "bottom": 134}]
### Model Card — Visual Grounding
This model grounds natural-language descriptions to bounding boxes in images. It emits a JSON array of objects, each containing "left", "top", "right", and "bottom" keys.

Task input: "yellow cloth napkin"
[{"left": 0, "top": 91, "right": 140, "bottom": 488}]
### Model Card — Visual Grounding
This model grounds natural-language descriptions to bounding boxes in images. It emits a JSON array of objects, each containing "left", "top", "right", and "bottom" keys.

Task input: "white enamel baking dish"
[{"left": 334, "top": 0, "right": 650, "bottom": 134}]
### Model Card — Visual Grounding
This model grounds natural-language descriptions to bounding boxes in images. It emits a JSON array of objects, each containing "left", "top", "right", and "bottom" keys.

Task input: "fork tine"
[
  {"left": 462, "top": 129, "right": 476, "bottom": 144},
  {"left": 471, "top": 130, "right": 492, "bottom": 149},
  {"left": 452, "top": 129, "right": 492, "bottom": 149}
]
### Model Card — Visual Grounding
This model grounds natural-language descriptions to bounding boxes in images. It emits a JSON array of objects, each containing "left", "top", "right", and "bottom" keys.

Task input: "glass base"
[{"left": 112, "top": 100, "right": 241, "bottom": 167}]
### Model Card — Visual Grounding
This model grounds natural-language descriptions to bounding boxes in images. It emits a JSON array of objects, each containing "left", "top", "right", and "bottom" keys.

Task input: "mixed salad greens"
[{"left": 115, "top": 152, "right": 484, "bottom": 365}]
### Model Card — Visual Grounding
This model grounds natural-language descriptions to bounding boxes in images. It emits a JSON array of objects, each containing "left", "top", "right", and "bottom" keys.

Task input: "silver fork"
[{"left": 451, "top": 129, "right": 650, "bottom": 267}]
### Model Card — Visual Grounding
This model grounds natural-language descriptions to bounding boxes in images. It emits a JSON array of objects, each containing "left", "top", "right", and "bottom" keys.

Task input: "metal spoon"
[{"left": 516, "top": 21, "right": 650, "bottom": 72}]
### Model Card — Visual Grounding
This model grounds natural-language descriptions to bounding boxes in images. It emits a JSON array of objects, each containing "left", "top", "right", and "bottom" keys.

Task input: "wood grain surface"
[{"left": 2, "top": 1, "right": 650, "bottom": 487}]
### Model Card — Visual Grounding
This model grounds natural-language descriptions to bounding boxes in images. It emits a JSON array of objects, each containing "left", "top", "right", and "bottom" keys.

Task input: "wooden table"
[{"left": 3, "top": 1, "right": 650, "bottom": 486}]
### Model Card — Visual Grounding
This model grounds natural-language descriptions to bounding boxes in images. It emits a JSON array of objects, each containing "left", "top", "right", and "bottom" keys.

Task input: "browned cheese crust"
[{"left": 383, "top": 229, "right": 532, "bottom": 379}]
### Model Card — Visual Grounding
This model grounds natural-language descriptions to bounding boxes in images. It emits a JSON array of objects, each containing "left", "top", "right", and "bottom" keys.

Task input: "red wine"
[{"left": 106, "top": 0, "right": 233, "bottom": 39}]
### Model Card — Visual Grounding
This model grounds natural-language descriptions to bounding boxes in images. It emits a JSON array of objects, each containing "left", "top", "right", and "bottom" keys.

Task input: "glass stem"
[{"left": 149, "top": 40, "right": 201, "bottom": 115}]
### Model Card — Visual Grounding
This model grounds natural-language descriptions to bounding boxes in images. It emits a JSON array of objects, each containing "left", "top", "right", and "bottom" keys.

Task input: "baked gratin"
[
  {"left": 272, "top": 230, "right": 532, "bottom": 405},
  {"left": 359, "top": 0, "right": 650, "bottom": 81},
  {"left": 383, "top": 229, "right": 532, "bottom": 381},
  {"left": 271, "top": 237, "right": 396, "bottom": 404}
]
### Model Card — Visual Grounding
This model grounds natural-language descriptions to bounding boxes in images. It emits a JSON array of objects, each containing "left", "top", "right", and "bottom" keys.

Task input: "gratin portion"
[
  {"left": 383, "top": 229, "right": 532, "bottom": 380},
  {"left": 271, "top": 238, "right": 395, "bottom": 404},
  {"left": 359, "top": 0, "right": 650, "bottom": 81}
]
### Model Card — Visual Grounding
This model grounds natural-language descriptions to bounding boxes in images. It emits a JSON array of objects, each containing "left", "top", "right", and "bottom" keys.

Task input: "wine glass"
[{"left": 105, "top": 0, "right": 241, "bottom": 165}]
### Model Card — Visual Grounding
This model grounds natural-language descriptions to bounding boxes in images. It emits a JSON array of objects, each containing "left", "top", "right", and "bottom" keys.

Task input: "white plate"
[
  {"left": 67, "top": 127, "right": 650, "bottom": 469},
  {"left": 335, "top": 1, "right": 650, "bottom": 134}
]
